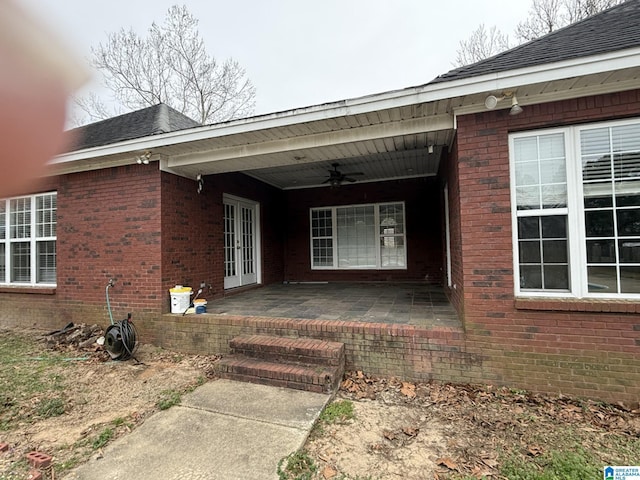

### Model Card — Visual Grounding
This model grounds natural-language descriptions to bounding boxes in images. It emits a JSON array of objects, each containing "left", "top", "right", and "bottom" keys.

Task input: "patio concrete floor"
[{"left": 205, "top": 282, "right": 461, "bottom": 329}]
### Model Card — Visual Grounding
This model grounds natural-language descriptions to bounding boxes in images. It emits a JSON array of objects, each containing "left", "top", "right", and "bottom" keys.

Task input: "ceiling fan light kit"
[{"left": 323, "top": 162, "right": 364, "bottom": 187}]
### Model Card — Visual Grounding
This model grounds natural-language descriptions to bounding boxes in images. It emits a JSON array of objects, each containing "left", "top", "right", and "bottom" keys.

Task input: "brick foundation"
[{"left": 138, "top": 313, "right": 474, "bottom": 385}]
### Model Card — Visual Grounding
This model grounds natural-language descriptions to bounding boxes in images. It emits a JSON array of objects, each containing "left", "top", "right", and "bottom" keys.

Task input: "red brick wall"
[
  {"left": 284, "top": 177, "right": 443, "bottom": 283},
  {"left": 1, "top": 165, "right": 164, "bottom": 331},
  {"left": 161, "top": 171, "right": 285, "bottom": 307},
  {"left": 160, "top": 172, "right": 220, "bottom": 304},
  {"left": 1, "top": 168, "right": 285, "bottom": 329},
  {"left": 456, "top": 89, "right": 640, "bottom": 402}
]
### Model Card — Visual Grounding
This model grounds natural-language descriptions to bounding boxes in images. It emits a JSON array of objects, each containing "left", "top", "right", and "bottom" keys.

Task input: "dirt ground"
[
  {"left": 0, "top": 327, "right": 219, "bottom": 479},
  {"left": 304, "top": 371, "right": 640, "bottom": 479},
  {"left": 1, "top": 328, "right": 639, "bottom": 480}
]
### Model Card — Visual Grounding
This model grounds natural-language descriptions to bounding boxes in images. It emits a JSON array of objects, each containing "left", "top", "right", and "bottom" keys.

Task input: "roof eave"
[{"left": 49, "top": 45, "right": 640, "bottom": 167}]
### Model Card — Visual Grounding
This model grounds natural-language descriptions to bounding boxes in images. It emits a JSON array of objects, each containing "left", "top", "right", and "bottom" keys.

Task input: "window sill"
[
  {"left": 0, "top": 286, "right": 56, "bottom": 295},
  {"left": 515, "top": 297, "right": 640, "bottom": 314}
]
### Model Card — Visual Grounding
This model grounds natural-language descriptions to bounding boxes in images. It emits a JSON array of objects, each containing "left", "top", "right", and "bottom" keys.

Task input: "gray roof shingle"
[
  {"left": 431, "top": 0, "right": 640, "bottom": 84},
  {"left": 67, "top": 103, "right": 200, "bottom": 151}
]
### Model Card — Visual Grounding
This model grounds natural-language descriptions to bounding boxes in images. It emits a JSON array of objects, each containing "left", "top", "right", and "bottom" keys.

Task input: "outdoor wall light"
[
  {"left": 135, "top": 150, "right": 152, "bottom": 164},
  {"left": 196, "top": 173, "right": 204, "bottom": 194},
  {"left": 509, "top": 94, "right": 523, "bottom": 115},
  {"left": 484, "top": 91, "right": 523, "bottom": 115},
  {"left": 484, "top": 95, "right": 502, "bottom": 110}
]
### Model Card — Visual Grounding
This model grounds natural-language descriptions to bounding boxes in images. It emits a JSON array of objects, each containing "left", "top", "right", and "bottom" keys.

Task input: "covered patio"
[{"left": 204, "top": 282, "right": 461, "bottom": 329}]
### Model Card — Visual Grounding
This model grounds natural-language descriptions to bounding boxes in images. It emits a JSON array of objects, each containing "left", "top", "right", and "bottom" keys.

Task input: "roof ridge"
[{"left": 154, "top": 103, "right": 171, "bottom": 134}]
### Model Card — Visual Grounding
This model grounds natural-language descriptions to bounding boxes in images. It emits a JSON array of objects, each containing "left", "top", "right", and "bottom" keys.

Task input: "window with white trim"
[
  {"left": 510, "top": 118, "right": 640, "bottom": 298},
  {"left": 0, "top": 192, "right": 57, "bottom": 285},
  {"left": 310, "top": 202, "right": 406, "bottom": 269}
]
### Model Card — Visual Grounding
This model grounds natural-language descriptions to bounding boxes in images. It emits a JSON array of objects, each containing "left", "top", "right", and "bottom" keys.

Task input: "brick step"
[
  {"left": 216, "top": 355, "right": 342, "bottom": 393},
  {"left": 229, "top": 335, "right": 345, "bottom": 367}
]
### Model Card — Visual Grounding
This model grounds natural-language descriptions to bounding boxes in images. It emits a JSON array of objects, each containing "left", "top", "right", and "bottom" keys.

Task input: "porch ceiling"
[
  {"left": 169, "top": 132, "right": 451, "bottom": 190},
  {"left": 163, "top": 108, "right": 455, "bottom": 189}
]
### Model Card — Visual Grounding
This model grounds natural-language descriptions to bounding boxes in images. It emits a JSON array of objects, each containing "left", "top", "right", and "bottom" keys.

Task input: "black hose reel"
[
  {"left": 104, "top": 313, "right": 139, "bottom": 361},
  {"left": 105, "top": 279, "right": 139, "bottom": 361}
]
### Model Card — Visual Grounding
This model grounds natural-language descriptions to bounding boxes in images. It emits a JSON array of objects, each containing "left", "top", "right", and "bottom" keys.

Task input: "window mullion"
[
  {"left": 331, "top": 207, "right": 338, "bottom": 268},
  {"left": 566, "top": 127, "right": 584, "bottom": 297},
  {"left": 1, "top": 199, "right": 6, "bottom": 284},
  {"left": 30, "top": 195, "right": 37, "bottom": 285}
]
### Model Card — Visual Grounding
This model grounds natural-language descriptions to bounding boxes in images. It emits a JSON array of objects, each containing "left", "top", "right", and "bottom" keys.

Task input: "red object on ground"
[{"left": 26, "top": 451, "right": 52, "bottom": 469}]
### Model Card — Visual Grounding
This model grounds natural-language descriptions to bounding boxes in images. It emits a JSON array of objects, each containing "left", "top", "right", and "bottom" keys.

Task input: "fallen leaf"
[
  {"left": 481, "top": 456, "right": 498, "bottom": 468},
  {"left": 527, "top": 444, "right": 543, "bottom": 457},
  {"left": 322, "top": 465, "right": 338, "bottom": 479},
  {"left": 471, "top": 466, "right": 494, "bottom": 478},
  {"left": 383, "top": 430, "right": 397, "bottom": 440},
  {"left": 436, "top": 457, "right": 459, "bottom": 471},
  {"left": 402, "top": 426, "right": 419, "bottom": 437},
  {"left": 401, "top": 382, "right": 416, "bottom": 398}
]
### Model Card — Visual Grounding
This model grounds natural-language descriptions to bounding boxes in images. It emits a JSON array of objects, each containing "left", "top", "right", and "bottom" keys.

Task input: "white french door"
[{"left": 223, "top": 195, "right": 261, "bottom": 289}]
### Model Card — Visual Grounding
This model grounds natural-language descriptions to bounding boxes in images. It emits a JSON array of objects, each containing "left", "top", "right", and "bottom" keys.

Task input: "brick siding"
[{"left": 452, "top": 88, "right": 640, "bottom": 402}]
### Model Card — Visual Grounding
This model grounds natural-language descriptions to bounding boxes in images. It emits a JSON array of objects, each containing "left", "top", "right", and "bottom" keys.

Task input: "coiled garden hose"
[
  {"left": 105, "top": 279, "right": 139, "bottom": 361},
  {"left": 105, "top": 314, "right": 139, "bottom": 361}
]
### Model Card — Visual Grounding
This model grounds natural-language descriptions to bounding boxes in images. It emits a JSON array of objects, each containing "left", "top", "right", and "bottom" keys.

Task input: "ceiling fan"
[{"left": 323, "top": 162, "right": 364, "bottom": 187}]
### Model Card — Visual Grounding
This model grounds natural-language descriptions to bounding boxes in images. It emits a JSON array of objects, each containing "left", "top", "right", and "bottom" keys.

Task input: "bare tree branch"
[
  {"left": 80, "top": 4, "right": 255, "bottom": 125},
  {"left": 454, "top": 24, "right": 511, "bottom": 67},
  {"left": 455, "top": 0, "right": 627, "bottom": 67},
  {"left": 516, "top": 0, "right": 625, "bottom": 42}
]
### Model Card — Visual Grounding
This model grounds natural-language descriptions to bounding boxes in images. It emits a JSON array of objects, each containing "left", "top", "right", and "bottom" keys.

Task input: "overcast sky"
[{"left": 19, "top": 0, "right": 532, "bottom": 117}]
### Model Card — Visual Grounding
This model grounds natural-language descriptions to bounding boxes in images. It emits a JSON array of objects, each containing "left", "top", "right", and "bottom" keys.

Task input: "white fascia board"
[
  {"left": 433, "top": 46, "right": 640, "bottom": 99},
  {"left": 51, "top": 47, "right": 640, "bottom": 166}
]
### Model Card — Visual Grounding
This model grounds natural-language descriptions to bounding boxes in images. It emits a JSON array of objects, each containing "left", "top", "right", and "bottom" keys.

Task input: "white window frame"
[
  {"left": 0, "top": 192, "right": 57, "bottom": 287},
  {"left": 310, "top": 201, "right": 407, "bottom": 270},
  {"left": 509, "top": 117, "right": 640, "bottom": 299}
]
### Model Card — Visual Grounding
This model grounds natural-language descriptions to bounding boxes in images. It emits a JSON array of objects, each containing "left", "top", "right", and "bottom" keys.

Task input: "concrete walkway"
[{"left": 65, "top": 380, "right": 331, "bottom": 480}]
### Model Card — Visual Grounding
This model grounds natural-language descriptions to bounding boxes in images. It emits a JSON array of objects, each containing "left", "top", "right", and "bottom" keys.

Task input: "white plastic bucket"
[{"left": 169, "top": 287, "right": 192, "bottom": 314}]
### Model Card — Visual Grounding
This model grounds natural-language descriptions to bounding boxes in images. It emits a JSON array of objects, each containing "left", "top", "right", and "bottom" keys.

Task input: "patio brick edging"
[{"left": 139, "top": 314, "right": 480, "bottom": 386}]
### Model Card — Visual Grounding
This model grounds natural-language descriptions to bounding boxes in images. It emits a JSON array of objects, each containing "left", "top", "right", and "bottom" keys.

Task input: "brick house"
[{"left": 2, "top": 2, "right": 639, "bottom": 402}]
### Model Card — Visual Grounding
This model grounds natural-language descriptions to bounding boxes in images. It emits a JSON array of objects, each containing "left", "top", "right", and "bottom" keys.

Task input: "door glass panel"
[
  {"left": 241, "top": 207, "right": 254, "bottom": 275},
  {"left": 224, "top": 203, "right": 236, "bottom": 277}
]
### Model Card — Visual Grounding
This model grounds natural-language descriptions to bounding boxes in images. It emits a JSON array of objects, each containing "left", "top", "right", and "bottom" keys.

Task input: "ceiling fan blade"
[
  {"left": 342, "top": 172, "right": 364, "bottom": 176},
  {"left": 344, "top": 177, "right": 357, "bottom": 183}
]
